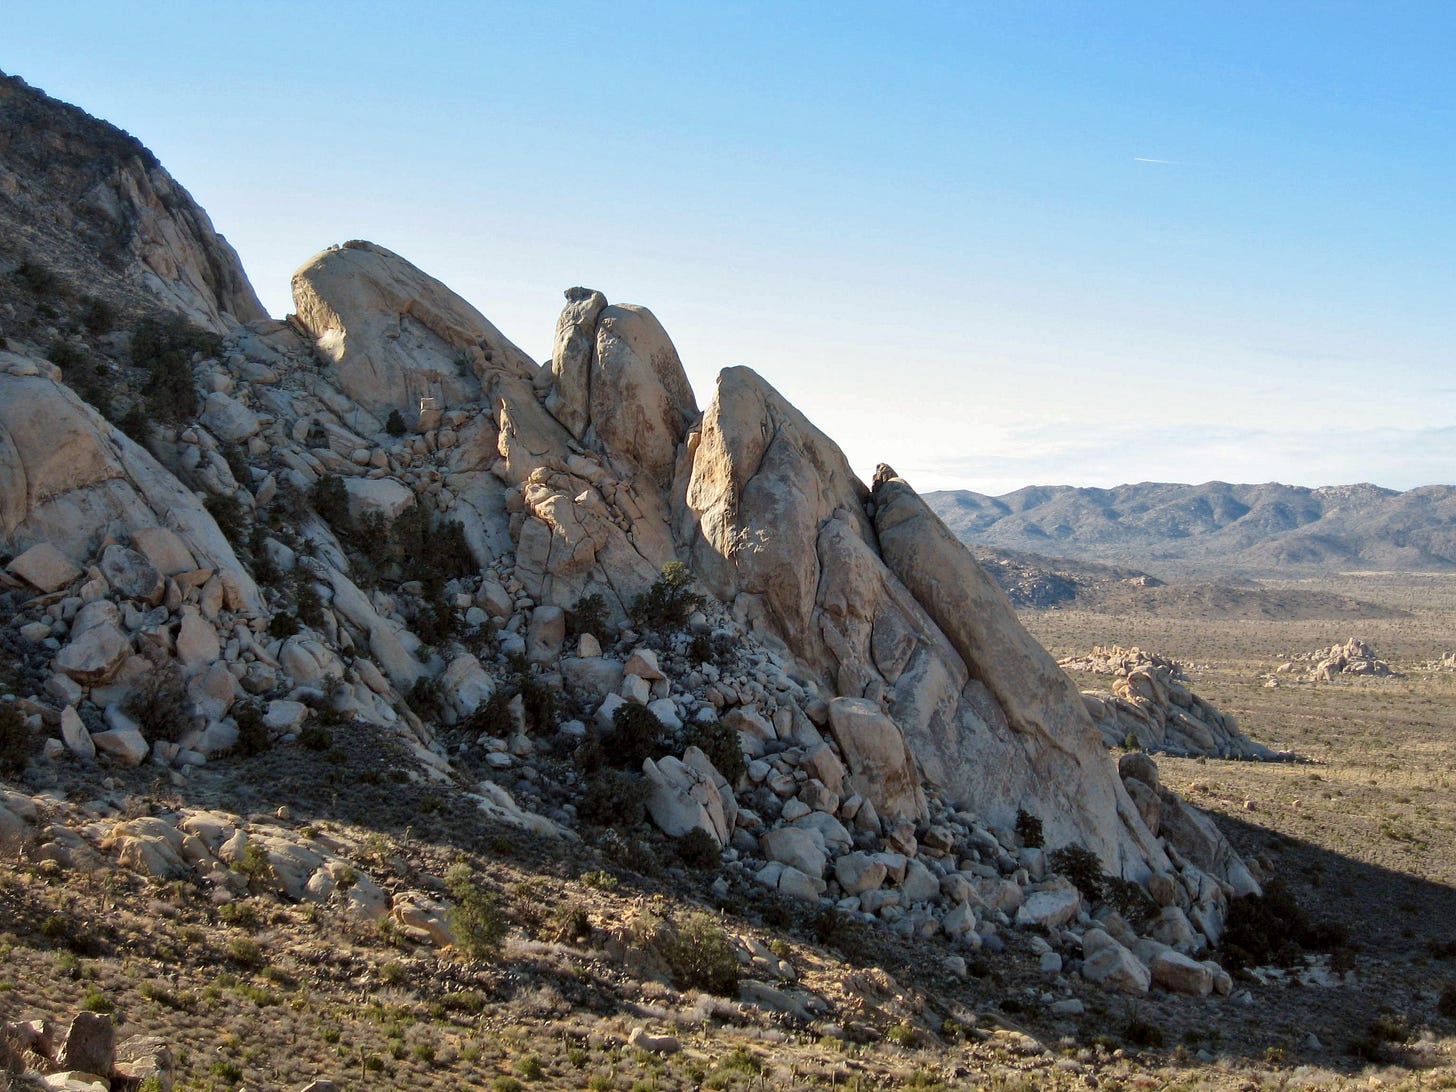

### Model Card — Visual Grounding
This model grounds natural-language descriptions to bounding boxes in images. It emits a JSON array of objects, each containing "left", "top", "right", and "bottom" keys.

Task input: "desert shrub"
[
  {"left": 125, "top": 662, "right": 195, "bottom": 742},
  {"left": 353, "top": 510, "right": 393, "bottom": 570},
  {"left": 81, "top": 296, "right": 116, "bottom": 334},
  {"left": 1015, "top": 808, "right": 1044, "bottom": 849},
  {"left": 662, "top": 912, "right": 739, "bottom": 996},
  {"left": 676, "top": 828, "right": 722, "bottom": 870},
  {"left": 444, "top": 866, "right": 507, "bottom": 961},
  {"left": 308, "top": 474, "right": 352, "bottom": 533},
  {"left": 811, "top": 905, "right": 866, "bottom": 955},
  {"left": 630, "top": 561, "right": 702, "bottom": 631},
  {"left": 1438, "top": 984, "right": 1456, "bottom": 1019},
  {"left": 392, "top": 509, "right": 474, "bottom": 585},
  {"left": 409, "top": 676, "right": 445, "bottom": 720},
  {"left": 578, "top": 771, "right": 646, "bottom": 830},
  {"left": 686, "top": 719, "right": 746, "bottom": 784},
  {"left": 117, "top": 404, "right": 152, "bottom": 445},
  {"left": 466, "top": 691, "right": 516, "bottom": 738},
  {"left": 14, "top": 257, "right": 60, "bottom": 295},
  {"left": 567, "top": 593, "right": 611, "bottom": 643},
  {"left": 886, "top": 1023, "right": 922, "bottom": 1049},
  {"left": 604, "top": 703, "right": 664, "bottom": 769},
  {"left": 235, "top": 842, "right": 273, "bottom": 890},
  {"left": 294, "top": 577, "right": 326, "bottom": 629},
  {"left": 298, "top": 724, "right": 332, "bottom": 751},
  {"left": 233, "top": 701, "right": 270, "bottom": 758},
  {"left": 518, "top": 676, "right": 556, "bottom": 734},
  {"left": 0, "top": 701, "right": 34, "bottom": 777},
  {"left": 1121, "top": 1020, "right": 1164, "bottom": 1049},
  {"left": 268, "top": 613, "right": 299, "bottom": 639},
  {"left": 1218, "top": 878, "right": 1350, "bottom": 971},
  {"left": 1048, "top": 844, "right": 1105, "bottom": 903},
  {"left": 204, "top": 492, "right": 246, "bottom": 545},
  {"left": 385, "top": 409, "right": 407, "bottom": 437},
  {"left": 1104, "top": 875, "right": 1160, "bottom": 930},
  {"left": 132, "top": 315, "right": 215, "bottom": 423},
  {"left": 688, "top": 631, "right": 713, "bottom": 664}
]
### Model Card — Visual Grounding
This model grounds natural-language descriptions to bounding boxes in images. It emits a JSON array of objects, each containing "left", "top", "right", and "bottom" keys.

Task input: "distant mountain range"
[{"left": 925, "top": 482, "right": 1456, "bottom": 578}]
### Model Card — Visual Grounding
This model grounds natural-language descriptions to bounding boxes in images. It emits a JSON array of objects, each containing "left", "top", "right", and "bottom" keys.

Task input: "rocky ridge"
[{"left": 0, "top": 73, "right": 1274, "bottom": 1084}]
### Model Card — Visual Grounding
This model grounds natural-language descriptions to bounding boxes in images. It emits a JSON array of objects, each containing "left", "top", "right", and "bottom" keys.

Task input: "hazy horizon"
[{"left": 7, "top": 3, "right": 1453, "bottom": 496}]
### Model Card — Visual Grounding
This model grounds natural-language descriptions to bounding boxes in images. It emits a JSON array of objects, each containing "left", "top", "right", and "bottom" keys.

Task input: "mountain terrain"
[
  {"left": 928, "top": 482, "right": 1456, "bottom": 580},
  {"left": 1, "top": 69, "right": 1450, "bottom": 1090}
]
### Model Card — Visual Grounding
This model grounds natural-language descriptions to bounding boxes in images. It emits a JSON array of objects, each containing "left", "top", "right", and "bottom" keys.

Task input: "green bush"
[
  {"left": 1014, "top": 808, "right": 1044, "bottom": 849},
  {"left": 14, "top": 257, "right": 61, "bottom": 295},
  {"left": 687, "top": 720, "right": 746, "bottom": 784},
  {"left": 568, "top": 593, "right": 611, "bottom": 643},
  {"left": 444, "top": 866, "right": 508, "bottom": 961},
  {"left": 662, "top": 912, "right": 739, "bottom": 996},
  {"left": 0, "top": 702, "right": 34, "bottom": 777},
  {"left": 467, "top": 691, "right": 516, "bottom": 738},
  {"left": 385, "top": 409, "right": 407, "bottom": 437},
  {"left": 630, "top": 561, "right": 702, "bottom": 632},
  {"left": 1218, "top": 877, "right": 1349, "bottom": 971},
  {"left": 204, "top": 492, "right": 247, "bottom": 545},
  {"left": 676, "top": 828, "right": 721, "bottom": 871},
  {"left": 309, "top": 474, "right": 352, "bottom": 533},
  {"left": 409, "top": 676, "right": 445, "bottom": 720},
  {"left": 131, "top": 315, "right": 215, "bottom": 423},
  {"left": 117, "top": 404, "right": 152, "bottom": 445},
  {"left": 233, "top": 701, "right": 270, "bottom": 758},
  {"left": 578, "top": 771, "right": 646, "bottom": 830},
  {"left": 1438, "top": 984, "right": 1456, "bottom": 1020},
  {"left": 604, "top": 703, "right": 664, "bottom": 769},
  {"left": 1047, "top": 844, "right": 1105, "bottom": 903}
]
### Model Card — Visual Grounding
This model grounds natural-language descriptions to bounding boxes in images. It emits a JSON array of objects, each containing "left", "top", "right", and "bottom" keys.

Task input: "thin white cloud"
[{"left": 1133, "top": 156, "right": 1183, "bottom": 165}]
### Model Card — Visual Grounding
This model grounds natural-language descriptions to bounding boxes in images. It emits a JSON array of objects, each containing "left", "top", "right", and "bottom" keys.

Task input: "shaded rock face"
[
  {"left": 290, "top": 240, "right": 538, "bottom": 419},
  {"left": 0, "top": 70, "right": 266, "bottom": 331}
]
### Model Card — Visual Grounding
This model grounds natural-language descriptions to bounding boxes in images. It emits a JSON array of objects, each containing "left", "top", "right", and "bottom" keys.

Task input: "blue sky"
[{"left": 7, "top": 2, "right": 1453, "bottom": 493}]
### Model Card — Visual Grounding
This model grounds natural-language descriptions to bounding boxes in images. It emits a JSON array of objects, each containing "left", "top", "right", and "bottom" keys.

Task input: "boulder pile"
[
  {"left": 1064, "top": 646, "right": 1276, "bottom": 759},
  {"left": 1276, "top": 637, "right": 1399, "bottom": 681}
]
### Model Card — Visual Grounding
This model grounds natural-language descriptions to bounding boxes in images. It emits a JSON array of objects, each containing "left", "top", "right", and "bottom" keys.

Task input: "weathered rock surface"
[{"left": 290, "top": 240, "right": 537, "bottom": 419}]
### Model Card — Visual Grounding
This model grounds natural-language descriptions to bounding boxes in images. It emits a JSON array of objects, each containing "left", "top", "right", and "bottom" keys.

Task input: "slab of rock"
[
  {"left": 175, "top": 606, "right": 220, "bottom": 668},
  {"left": 442, "top": 654, "right": 494, "bottom": 717},
  {"left": 1149, "top": 948, "right": 1215, "bottom": 996},
  {"left": 825, "top": 697, "right": 926, "bottom": 825},
  {"left": 130, "top": 526, "right": 198, "bottom": 576},
  {"left": 54, "top": 622, "right": 131, "bottom": 685},
  {"left": 9, "top": 541, "right": 82, "bottom": 591},
  {"left": 1081, "top": 930, "right": 1151, "bottom": 993},
  {"left": 343, "top": 476, "right": 415, "bottom": 522},
  {"left": 834, "top": 850, "right": 886, "bottom": 894},
  {"left": 59, "top": 705, "right": 96, "bottom": 761},
  {"left": 58, "top": 1012, "right": 114, "bottom": 1077},
  {"left": 1015, "top": 883, "right": 1082, "bottom": 928},
  {"left": 200, "top": 390, "right": 261, "bottom": 443},
  {"left": 642, "top": 754, "right": 729, "bottom": 845},
  {"left": 760, "top": 826, "right": 827, "bottom": 878},
  {"left": 99, "top": 545, "right": 165, "bottom": 604},
  {"left": 91, "top": 726, "right": 150, "bottom": 766}
]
